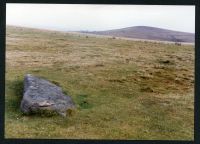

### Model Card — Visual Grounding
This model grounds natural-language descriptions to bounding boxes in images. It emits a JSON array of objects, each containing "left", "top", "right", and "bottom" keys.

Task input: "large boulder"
[{"left": 20, "top": 74, "right": 75, "bottom": 117}]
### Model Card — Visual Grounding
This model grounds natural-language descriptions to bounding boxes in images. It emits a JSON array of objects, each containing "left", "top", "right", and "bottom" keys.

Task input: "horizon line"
[{"left": 6, "top": 24, "right": 195, "bottom": 34}]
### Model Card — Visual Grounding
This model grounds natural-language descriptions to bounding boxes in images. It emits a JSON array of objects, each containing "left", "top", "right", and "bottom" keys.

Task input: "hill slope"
[{"left": 83, "top": 26, "right": 194, "bottom": 43}]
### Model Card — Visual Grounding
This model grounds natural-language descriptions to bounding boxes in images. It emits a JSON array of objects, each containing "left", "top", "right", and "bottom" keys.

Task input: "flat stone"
[{"left": 20, "top": 74, "right": 75, "bottom": 117}]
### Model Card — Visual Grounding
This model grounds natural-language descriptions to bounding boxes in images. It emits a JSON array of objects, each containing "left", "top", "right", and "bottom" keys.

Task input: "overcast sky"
[{"left": 6, "top": 4, "right": 195, "bottom": 33}]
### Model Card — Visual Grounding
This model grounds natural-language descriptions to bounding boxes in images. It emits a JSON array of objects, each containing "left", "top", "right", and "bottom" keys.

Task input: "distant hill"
[{"left": 82, "top": 26, "right": 194, "bottom": 43}]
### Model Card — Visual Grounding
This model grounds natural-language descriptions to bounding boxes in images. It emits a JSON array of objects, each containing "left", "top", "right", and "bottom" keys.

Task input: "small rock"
[
  {"left": 20, "top": 74, "right": 75, "bottom": 117},
  {"left": 140, "top": 86, "right": 154, "bottom": 92}
]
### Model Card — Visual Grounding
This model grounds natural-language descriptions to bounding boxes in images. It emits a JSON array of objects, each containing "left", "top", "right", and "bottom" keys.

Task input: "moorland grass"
[{"left": 5, "top": 26, "right": 194, "bottom": 139}]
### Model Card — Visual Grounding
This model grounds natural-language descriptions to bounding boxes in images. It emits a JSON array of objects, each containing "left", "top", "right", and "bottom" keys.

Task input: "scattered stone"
[
  {"left": 140, "top": 75, "right": 149, "bottom": 80},
  {"left": 108, "top": 78, "right": 126, "bottom": 83},
  {"left": 20, "top": 74, "right": 75, "bottom": 117},
  {"left": 95, "top": 64, "right": 104, "bottom": 67},
  {"left": 175, "top": 42, "right": 181, "bottom": 46},
  {"left": 140, "top": 86, "right": 154, "bottom": 92},
  {"left": 158, "top": 59, "right": 174, "bottom": 65},
  {"left": 160, "top": 60, "right": 170, "bottom": 64}
]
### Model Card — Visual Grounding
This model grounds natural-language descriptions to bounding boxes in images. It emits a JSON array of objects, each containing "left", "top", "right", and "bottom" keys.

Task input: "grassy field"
[{"left": 5, "top": 25, "right": 194, "bottom": 139}]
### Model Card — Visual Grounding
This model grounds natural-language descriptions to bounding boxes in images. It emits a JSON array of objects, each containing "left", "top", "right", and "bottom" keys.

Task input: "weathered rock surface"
[{"left": 20, "top": 74, "right": 75, "bottom": 117}]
